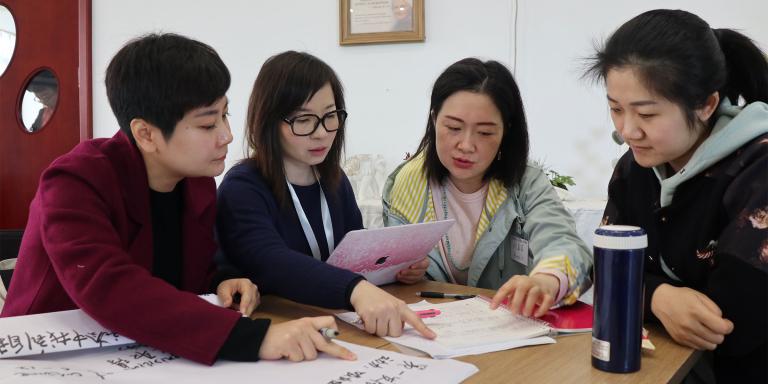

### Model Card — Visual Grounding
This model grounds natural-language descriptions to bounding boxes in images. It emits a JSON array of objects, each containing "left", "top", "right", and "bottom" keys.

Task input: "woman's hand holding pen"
[
  {"left": 350, "top": 280, "right": 437, "bottom": 339},
  {"left": 490, "top": 274, "right": 560, "bottom": 318},
  {"left": 258, "top": 316, "right": 357, "bottom": 362},
  {"left": 396, "top": 257, "right": 430, "bottom": 284},
  {"left": 217, "top": 278, "right": 260, "bottom": 316}
]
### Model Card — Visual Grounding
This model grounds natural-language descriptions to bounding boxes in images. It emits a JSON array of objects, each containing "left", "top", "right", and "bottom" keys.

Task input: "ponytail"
[{"left": 713, "top": 28, "right": 768, "bottom": 104}]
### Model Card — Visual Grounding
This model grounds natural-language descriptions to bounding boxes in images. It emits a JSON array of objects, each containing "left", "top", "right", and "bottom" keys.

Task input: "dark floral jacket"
[{"left": 603, "top": 133, "right": 767, "bottom": 363}]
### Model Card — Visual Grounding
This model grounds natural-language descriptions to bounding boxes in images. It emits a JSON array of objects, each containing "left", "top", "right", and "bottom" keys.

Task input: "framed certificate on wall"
[{"left": 340, "top": 0, "right": 425, "bottom": 45}]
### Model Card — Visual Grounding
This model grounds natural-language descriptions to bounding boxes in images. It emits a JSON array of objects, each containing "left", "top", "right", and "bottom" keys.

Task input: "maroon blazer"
[{"left": 1, "top": 131, "right": 240, "bottom": 365}]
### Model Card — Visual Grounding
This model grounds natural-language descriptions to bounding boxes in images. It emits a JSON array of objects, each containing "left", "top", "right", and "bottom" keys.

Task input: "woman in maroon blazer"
[{"left": 1, "top": 34, "right": 353, "bottom": 364}]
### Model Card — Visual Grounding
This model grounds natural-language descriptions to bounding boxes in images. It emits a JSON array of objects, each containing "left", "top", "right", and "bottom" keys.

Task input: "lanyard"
[
  {"left": 286, "top": 168, "right": 335, "bottom": 261},
  {"left": 439, "top": 184, "right": 468, "bottom": 273},
  {"left": 436, "top": 182, "right": 492, "bottom": 280}
]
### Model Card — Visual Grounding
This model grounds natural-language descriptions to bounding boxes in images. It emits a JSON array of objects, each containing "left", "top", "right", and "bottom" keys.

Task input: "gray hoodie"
[{"left": 653, "top": 99, "right": 768, "bottom": 207}]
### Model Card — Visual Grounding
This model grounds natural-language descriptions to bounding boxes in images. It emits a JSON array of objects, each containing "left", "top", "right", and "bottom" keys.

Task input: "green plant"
[
  {"left": 533, "top": 159, "right": 576, "bottom": 190},
  {"left": 546, "top": 170, "right": 576, "bottom": 190}
]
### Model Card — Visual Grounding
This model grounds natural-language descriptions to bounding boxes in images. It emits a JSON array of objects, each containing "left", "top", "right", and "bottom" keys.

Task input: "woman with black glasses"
[{"left": 216, "top": 52, "right": 435, "bottom": 360}]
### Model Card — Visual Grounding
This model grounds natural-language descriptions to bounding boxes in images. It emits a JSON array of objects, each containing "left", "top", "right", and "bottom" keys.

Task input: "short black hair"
[
  {"left": 245, "top": 51, "right": 346, "bottom": 207},
  {"left": 105, "top": 33, "right": 230, "bottom": 142},
  {"left": 585, "top": 9, "right": 768, "bottom": 129},
  {"left": 414, "top": 58, "right": 529, "bottom": 188}
]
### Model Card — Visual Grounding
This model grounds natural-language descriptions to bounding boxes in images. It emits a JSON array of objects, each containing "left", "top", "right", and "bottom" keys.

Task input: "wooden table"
[{"left": 252, "top": 281, "right": 700, "bottom": 384}]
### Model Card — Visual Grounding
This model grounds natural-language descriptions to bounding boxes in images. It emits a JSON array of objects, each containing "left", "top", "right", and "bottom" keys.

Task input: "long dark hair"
[
  {"left": 245, "top": 51, "right": 346, "bottom": 206},
  {"left": 413, "top": 58, "right": 529, "bottom": 188},
  {"left": 585, "top": 9, "right": 768, "bottom": 128}
]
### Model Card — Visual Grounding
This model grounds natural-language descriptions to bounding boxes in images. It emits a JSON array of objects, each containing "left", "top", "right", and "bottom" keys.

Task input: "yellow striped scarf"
[
  {"left": 389, "top": 153, "right": 581, "bottom": 304},
  {"left": 388, "top": 153, "right": 508, "bottom": 245}
]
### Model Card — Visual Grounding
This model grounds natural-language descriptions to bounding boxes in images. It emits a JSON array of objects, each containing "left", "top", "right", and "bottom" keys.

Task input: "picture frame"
[{"left": 339, "top": 0, "right": 425, "bottom": 45}]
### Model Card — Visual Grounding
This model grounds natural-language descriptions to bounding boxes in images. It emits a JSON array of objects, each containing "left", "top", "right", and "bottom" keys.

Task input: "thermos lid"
[{"left": 594, "top": 225, "right": 648, "bottom": 250}]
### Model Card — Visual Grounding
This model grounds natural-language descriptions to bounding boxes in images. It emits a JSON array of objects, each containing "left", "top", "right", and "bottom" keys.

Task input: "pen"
[
  {"left": 417, "top": 291, "right": 476, "bottom": 300},
  {"left": 318, "top": 327, "right": 339, "bottom": 339}
]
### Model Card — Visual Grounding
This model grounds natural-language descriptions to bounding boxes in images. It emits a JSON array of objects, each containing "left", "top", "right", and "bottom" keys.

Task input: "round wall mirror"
[
  {"left": 21, "top": 70, "right": 60, "bottom": 133},
  {"left": 0, "top": 5, "right": 16, "bottom": 77}
]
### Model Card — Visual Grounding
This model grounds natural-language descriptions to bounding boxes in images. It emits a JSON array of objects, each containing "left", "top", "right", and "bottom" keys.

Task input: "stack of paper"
[{"left": 336, "top": 297, "right": 556, "bottom": 359}]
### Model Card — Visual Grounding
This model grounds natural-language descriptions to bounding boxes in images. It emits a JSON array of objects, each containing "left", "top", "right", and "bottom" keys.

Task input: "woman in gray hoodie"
[{"left": 586, "top": 9, "right": 767, "bottom": 383}]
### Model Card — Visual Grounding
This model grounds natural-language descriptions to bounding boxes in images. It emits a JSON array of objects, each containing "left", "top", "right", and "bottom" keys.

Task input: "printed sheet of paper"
[
  {"left": 0, "top": 340, "right": 478, "bottom": 384},
  {"left": 336, "top": 298, "right": 555, "bottom": 359},
  {"left": 0, "top": 294, "right": 221, "bottom": 359}
]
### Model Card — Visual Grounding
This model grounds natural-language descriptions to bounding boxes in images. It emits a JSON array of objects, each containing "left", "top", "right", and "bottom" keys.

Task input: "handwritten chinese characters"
[
  {"left": 9, "top": 345, "right": 179, "bottom": 382},
  {"left": 0, "top": 330, "right": 124, "bottom": 357},
  {"left": 325, "top": 355, "right": 428, "bottom": 384}
]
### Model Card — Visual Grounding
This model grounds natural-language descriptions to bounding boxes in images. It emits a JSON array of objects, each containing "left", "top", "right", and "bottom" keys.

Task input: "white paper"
[
  {"left": 0, "top": 340, "right": 478, "bottom": 384},
  {"left": 0, "top": 310, "right": 134, "bottom": 359},
  {"left": 336, "top": 297, "right": 556, "bottom": 359},
  {"left": 0, "top": 294, "right": 221, "bottom": 359}
]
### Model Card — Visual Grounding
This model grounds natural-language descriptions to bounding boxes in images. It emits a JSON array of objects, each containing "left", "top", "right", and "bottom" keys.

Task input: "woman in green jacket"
[{"left": 383, "top": 58, "right": 592, "bottom": 317}]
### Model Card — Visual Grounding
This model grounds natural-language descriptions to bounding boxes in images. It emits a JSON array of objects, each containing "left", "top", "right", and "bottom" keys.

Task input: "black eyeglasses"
[{"left": 282, "top": 109, "right": 348, "bottom": 136}]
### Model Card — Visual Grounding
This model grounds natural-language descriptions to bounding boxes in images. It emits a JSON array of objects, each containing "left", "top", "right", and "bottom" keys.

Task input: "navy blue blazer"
[{"left": 216, "top": 162, "right": 363, "bottom": 309}]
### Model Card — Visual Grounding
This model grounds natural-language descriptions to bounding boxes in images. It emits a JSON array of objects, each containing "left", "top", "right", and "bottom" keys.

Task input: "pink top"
[
  {"left": 430, "top": 178, "right": 569, "bottom": 302},
  {"left": 430, "top": 178, "right": 488, "bottom": 285}
]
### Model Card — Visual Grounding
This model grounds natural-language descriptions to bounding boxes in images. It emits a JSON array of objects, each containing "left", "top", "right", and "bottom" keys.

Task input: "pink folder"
[
  {"left": 327, "top": 220, "right": 455, "bottom": 285},
  {"left": 539, "top": 301, "right": 593, "bottom": 333}
]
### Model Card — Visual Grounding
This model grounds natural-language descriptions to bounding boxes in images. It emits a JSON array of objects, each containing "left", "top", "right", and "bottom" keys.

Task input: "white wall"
[
  {"left": 514, "top": 0, "right": 768, "bottom": 198},
  {"left": 92, "top": 0, "right": 767, "bottom": 199},
  {"left": 92, "top": 0, "right": 515, "bottom": 186}
]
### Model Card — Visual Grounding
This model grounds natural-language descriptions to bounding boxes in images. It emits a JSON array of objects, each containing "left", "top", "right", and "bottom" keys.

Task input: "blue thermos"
[{"left": 591, "top": 225, "right": 647, "bottom": 373}]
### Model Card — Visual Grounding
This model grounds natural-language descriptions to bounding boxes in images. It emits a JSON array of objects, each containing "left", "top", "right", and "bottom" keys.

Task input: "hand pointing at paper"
[
  {"left": 490, "top": 274, "right": 560, "bottom": 318},
  {"left": 350, "top": 280, "right": 437, "bottom": 339},
  {"left": 259, "top": 316, "right": 356, "bottom": 362}
]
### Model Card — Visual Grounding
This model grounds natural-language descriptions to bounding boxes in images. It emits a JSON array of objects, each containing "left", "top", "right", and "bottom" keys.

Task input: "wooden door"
[{"left": 0, "top": 0, "right": 91, "bottom": 229}]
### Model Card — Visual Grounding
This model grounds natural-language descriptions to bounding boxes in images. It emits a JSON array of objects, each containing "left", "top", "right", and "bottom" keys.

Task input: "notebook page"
[
  {"left": 336, "top": 297, "right": 555, "bottom": 358},
  {"left": 417, "top": 296, "right": 552, "bottom": 349}
]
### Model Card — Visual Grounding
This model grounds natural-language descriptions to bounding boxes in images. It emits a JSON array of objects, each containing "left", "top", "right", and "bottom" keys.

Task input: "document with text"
[{"left": 336, "top": 296, "right": 556, "bottom": 359}]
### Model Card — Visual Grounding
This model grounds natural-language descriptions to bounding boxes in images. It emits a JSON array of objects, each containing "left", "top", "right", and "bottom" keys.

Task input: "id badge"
[{"left": 511, "top": 236, "right": 529, "bottom": 266}]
